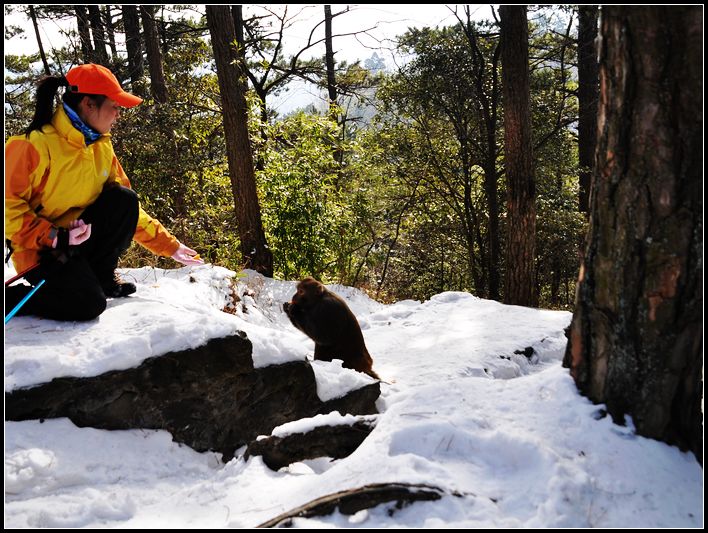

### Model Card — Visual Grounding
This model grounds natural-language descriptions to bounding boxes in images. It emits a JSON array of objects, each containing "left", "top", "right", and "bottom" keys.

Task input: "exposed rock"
[
  {"left": 257, "top": 483, "right": 460, "bottom": 527},
  {"left": 245, "top": 418, "right": 377, "bottom": 471},
  {"left": 5, "top": 333, "right": 380, "bottom": 461},
  {"left": 514, "top": 346, "right": 536, "bottom": 359},
  {"left": 320, "top": 381, "right": 380, "bottom": 416}
]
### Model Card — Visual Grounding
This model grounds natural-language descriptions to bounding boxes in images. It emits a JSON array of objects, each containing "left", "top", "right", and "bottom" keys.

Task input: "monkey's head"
[{"left": 283, "top": 277, "right": 325, "bottom": 314}]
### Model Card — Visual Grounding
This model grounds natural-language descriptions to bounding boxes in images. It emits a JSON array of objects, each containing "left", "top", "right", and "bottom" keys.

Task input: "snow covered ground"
[{"left": 4, "top": 265, "right": 703, "bottom": 528}]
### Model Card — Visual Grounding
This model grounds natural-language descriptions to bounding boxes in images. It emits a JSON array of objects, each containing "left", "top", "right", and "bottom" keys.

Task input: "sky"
[
  {"left": 4, "top": 265, "right": 704, "bottom": 528},
  {"left": 3, "top": 5, "right": 494, "bottom": 60},
  {"left": 3, "top": 4, "right": 495, "bottom": 114}
]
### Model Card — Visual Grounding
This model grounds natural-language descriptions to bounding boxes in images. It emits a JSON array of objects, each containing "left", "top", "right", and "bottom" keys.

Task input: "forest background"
[{"left": 5, "top": 5, "right": 589, "bottom": 308}]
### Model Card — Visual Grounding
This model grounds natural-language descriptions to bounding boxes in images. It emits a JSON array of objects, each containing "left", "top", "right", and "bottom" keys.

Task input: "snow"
[
  {"left": 270, "top": 412, "right": 379, "bottom": 439},
  {"left": 4, "top": 267, "right": 311, "bottom": 392},
  {"left": 4, "top": 265, "right": 703, "bottom": 528}
]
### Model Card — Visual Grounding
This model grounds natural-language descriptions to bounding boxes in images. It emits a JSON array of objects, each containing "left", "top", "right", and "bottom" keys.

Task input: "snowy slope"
[{"left": 4, "top": 265, "right": 703, "bottom": 528}]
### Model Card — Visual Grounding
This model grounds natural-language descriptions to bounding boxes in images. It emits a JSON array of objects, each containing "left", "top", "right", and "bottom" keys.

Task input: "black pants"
[{"left": 5, "top": 185, "right": 139, "bottom": 321}]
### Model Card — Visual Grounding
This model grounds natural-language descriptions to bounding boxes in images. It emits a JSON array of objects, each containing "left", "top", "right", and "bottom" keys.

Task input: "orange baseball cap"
[{"left": 65, "top": 63, "right": 143, "bottom": 108}]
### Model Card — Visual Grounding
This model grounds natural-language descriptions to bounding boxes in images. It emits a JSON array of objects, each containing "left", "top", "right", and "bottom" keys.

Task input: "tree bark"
[
  {"left": 564, "top": 6, "right": 703, "bottom": 463},
  {"left": 88, "top": 5, "right": 109, "bottom": 65},
  {"left": 75, "top": 6, "right": 94, "bottom": 63},
  {"left": 324, "top": 5, "right": 338, "bottom": 110},
  {"left": 122, "top": 5, "right": 145, "bottom": 94},
  {"left": 140, "top": 5, "right": 168, "bottom": 104},
  {"left": 29, "top": 6, "right": 50, "bottom": 76},
  {"left": 577, "top": 6, "right": 599, "bottom": 214},
  {"left": 230, "top": 5, "right": 268, "bottom": 173},
  {"left": 324, "top": 5, "right": 345, "bottom": 168},
  {"left": 484, "top": 141, "right": 500, "bottom": 301},
  {"left": 206, "top": 5, "right": 274, "bottom": 277},
  {"left": 104, "top": 6, "right": 118, "bottom": 60},
  {"left": 500, "top": 5, "right": 537, "bottom": 307},
  {"left": 232, "top": 4, "right": 244, "bottom": 46}
]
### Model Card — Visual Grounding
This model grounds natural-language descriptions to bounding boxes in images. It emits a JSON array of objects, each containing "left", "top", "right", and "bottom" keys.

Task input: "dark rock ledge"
[
  {"left": 5, "top": 333, "right": 380, "bottom": 461},
  {"left": 245, "top": 417, "right": 378, "bottom": 471},
  {"left": 257, "top": 483, "right": 465, "bottom": 527}
]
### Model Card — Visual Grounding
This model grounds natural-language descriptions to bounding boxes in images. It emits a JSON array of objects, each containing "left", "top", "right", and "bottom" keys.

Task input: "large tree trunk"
[
  {"left": 140, "top": 5, "right": 168, "bottom": 104},
  {"left": 577, "top": 6, "right": 599, "bottom": 214},
  {"left": 122, "top": 5, "right": 145, "bottom": 94},
  {"left": 500, "top": 5, "right": 537, "bottom": 307},
  {"left": 564, "top": 6, "right": 703, "bottom": 463},
  {"left": 206, "top": 5, "right": 274, "bottom": 277}
]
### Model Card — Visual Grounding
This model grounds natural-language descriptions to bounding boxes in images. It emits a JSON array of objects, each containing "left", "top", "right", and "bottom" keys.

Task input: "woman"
[{"left": 5, "top": 63, "right": 203, "bottom": 321}]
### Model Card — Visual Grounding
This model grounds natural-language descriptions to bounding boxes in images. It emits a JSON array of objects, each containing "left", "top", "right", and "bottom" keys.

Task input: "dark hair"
[{"left": 25, "top": 75, "right": 107, "bottom": 137}]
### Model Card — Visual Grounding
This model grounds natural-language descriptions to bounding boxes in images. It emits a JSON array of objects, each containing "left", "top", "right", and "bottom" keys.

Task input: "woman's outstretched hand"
[{"left": 171, "top": 243, "right": 204, "bottom": 265}]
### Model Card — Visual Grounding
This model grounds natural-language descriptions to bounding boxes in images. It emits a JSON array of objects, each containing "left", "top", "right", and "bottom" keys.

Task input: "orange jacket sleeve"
[{"left": 5, "top": 139, "right": 56, "bottom": 251}]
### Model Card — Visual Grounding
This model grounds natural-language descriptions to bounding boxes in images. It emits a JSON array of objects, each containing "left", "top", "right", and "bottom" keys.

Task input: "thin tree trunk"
[
  {"left": 577, "top": 6, "right": 599, "bottom": 214},
  {"left": 324, "top": 5, "right": 338, "bottom": 110},
  {"left": 564, "top": 6, "right": 703, "bottom": 464},
  {"left": 377, "top": 180, "right": 420, "bottom": 297},
  {"left": 88, "top": 5, "right": 109, "bottom": 65},
  {"left": 75, "top": 6, "right": 94, "bottom": 63},
  {"left": 550, "top": 257, "right": 561, "bottom": 307},
  {"left": 104, "top": 6, "right": 118, "bottom": 60},
  {"left": 140, "top": 5, "right": 168, "bottom": 104},
  {"left": 206, "top": 5, "right": 273, "bottom": 277},
  {"left": 500, "top": 5, "right": 537, "bottom": 307},
  {"left": 460, "top": 10, "right": 501, "bottom": 300},
  {"left": 29, "top": 6, "right": 50, "bottom": 75},
  {"left": 324, "top": 5, "right": 344, "bottom": 169},
  {"left": 484, "top": 146, "right": 499, "bottom": 300},
  {"left": 122, "top": 5, "right": 145, "bottom": 94}
]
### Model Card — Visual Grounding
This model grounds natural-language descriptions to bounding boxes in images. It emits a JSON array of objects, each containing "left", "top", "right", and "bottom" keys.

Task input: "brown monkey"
[{"left": 283, "top": 277, "right": 380, "bottom": 380}]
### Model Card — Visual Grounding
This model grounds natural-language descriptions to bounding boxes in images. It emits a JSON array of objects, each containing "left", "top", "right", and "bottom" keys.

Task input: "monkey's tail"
[{"left": 366, "top": 368, "right": 383, "bottom": 381}]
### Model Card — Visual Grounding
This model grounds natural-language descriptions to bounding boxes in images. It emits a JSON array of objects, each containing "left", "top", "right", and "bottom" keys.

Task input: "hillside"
[{"left": 4, "top": 265, "right": 703, "bottom": 528}]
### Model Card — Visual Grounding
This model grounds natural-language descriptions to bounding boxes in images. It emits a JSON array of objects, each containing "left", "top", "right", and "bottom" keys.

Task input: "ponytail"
[{"left": 24, "top": 75, "right": 70, "bottom": 137}]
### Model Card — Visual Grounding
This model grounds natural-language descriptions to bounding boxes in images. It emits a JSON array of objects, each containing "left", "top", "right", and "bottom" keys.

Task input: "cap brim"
[{"left": 111, "top": 91, "right": 143, "bottom": 108}]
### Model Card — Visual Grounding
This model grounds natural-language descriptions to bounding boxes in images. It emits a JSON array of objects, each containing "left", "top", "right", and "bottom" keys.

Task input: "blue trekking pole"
[{"left": 5, "top": 279, "right": 45, "bottom": 324}]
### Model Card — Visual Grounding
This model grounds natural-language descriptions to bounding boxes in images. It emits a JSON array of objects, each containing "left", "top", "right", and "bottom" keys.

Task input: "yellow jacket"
[{"left": 5, "top": 106, "right": 179, "bottom": 272}]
